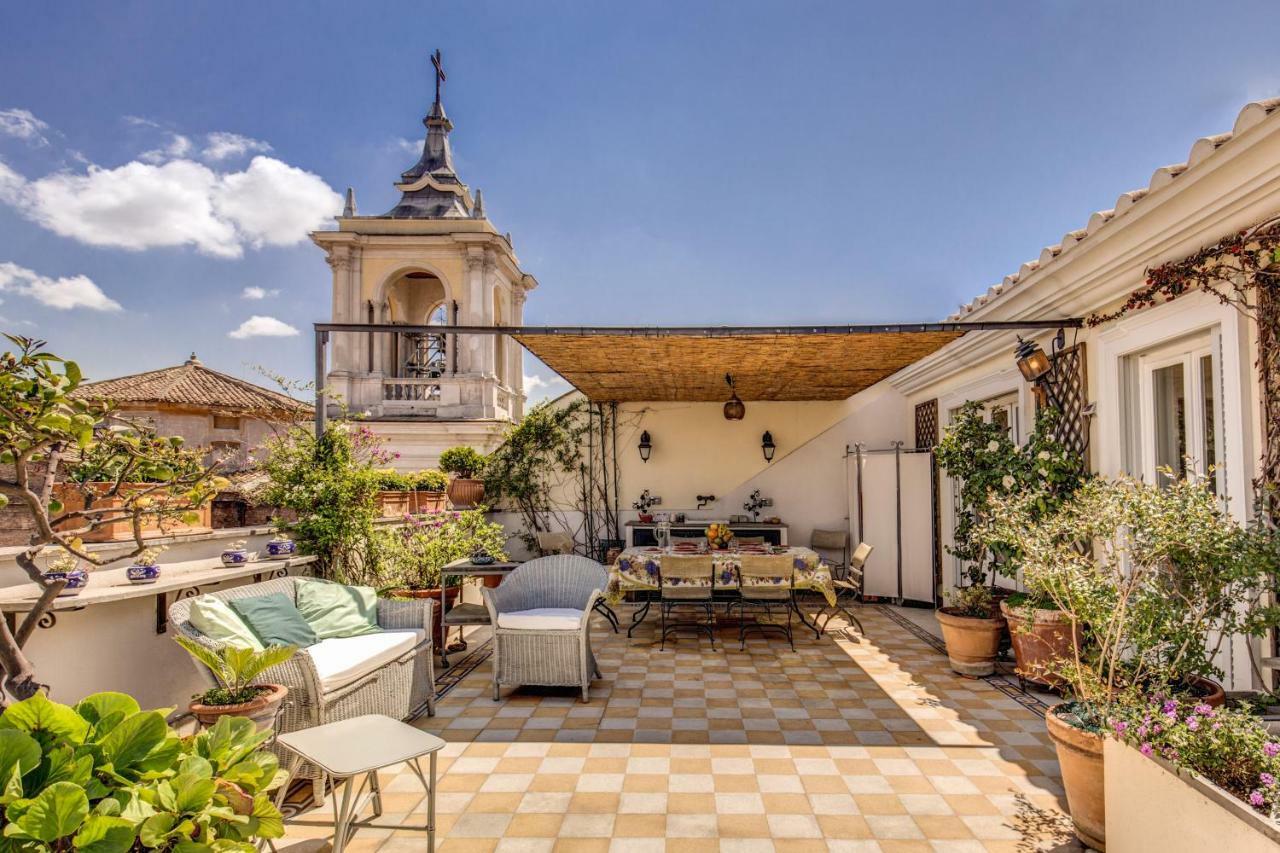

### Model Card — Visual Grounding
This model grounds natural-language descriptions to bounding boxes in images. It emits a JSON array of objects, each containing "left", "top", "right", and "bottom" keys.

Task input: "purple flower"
[
  {"left": 1137, "top": 725, "right": 1149, "bottom": 739},
  {"left": 1262, "top": 773, "right": 1275, "bottom": 787},
  {"left": 1193, "top": 703, "right": 1214, "bottom": 716},
  {"left": 1139, "top": 743, "right": 1153, "bottom": 757},
  {"left": 1162, "top": 699, "right": 1178, "bottom": 715},
  {"left": 1185, "top": 716, "right": 1200, "bottom": 731},
  {"left": 1267, "top": 743, "right": 1280, "bottom": 758},
  {"left": 1250, "top": 791, "right": 1266, "bottom": 808},
  {"left": 1112, "top": 721, "right": 1128, "bottom": 736}
]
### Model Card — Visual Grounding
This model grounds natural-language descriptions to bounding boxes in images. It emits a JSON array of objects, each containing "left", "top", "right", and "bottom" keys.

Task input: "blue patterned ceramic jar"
[
  {"left": 45, "top": 568, "right": 89, "bottom": 596},
  {"left": 265, "top": 539, "right": 296, "bottom": 559},
  {"left": 126, "top": 564, "right": 161, "bottom": 584},
  {"left": 220, "top": 548, "right": 249, "bottom": 567}
]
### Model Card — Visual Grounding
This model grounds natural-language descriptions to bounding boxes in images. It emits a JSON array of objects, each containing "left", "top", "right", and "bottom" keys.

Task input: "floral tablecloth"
[{"left": 607, "top": 546, "right": 835, "bottom": 606}]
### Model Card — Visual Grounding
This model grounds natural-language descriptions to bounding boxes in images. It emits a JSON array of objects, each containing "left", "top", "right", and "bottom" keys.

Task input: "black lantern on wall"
[
  {"left": 1014, "top": 337, "right": 1052, "bottom": 384},
  {"left": 761, "top": 431, "right": 776, "bottom": 462},
  {"left": 723, "top": 373, "right": 745, "bottom": 421},
  {"left": 638, "top": 430, "right": 652, "bottom": 463},
  {"left": 1014, "top": 329, "right": 1067, "bottom": 410}
]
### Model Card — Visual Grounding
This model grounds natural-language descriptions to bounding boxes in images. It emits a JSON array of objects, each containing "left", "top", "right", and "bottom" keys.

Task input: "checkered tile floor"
[{"left": 278, "top": 605, "right": 1081, "bottom": 852}]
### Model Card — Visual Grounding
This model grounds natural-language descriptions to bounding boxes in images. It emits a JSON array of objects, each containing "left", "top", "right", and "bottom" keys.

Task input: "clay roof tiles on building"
[
  {"left": 947, "top": 97, "right": 1280, "bottom": 320},
  {"left": 71, "top": 355, "right": 310, "bottom": 417}
]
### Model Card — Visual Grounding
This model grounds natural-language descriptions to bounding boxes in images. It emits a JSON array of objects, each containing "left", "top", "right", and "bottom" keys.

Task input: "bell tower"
[{"left": 311, "top": 51, "right": 536, "bottom": 467}]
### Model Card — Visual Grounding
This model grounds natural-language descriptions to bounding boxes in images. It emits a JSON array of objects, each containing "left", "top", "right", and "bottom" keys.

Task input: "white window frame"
[
  {"left": 1096, "top": 289, "right": 1251, "bottom": 523},
  {"left": 1133, "top": 334, "right": 1222, "bottom": 489}
]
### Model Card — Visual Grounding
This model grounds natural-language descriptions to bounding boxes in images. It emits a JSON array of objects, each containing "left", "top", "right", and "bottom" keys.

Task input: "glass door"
[{"left": 1137, "top": 339, "right": 1222, "bottom": 491}]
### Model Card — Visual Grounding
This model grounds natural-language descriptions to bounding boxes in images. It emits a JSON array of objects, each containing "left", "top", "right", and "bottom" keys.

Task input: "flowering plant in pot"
[
  {"left": 42, "top": 548, "right": 89, "bottom": 596},
  {"left": 220, "top": 539, "right": 249, "bottom": 566},
  {"left": 175, "top": 636, "right": 296, "bottom": 730},
  {"left": 936, "top": 584, "right": 1005, "bottom": 677},
  {"left": 997, "top": 471, "right": 1280, "bottom": 850},
  {"left": 126, "top": 544, "right": 166, "bottom": 584},
  {"left": 439, "top": 445, "right": 488, "bottom": 508}
]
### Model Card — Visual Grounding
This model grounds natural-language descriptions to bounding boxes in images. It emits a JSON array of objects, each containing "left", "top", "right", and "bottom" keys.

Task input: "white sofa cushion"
[
  {"left": 497, "top": 608, "right": 584, "bottom": 631},
  {"left": 308, "top": 629, "right": 425, "bottom": 693}
]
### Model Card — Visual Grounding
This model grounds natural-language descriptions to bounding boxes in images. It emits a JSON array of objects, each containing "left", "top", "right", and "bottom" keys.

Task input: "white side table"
[{"left": 274, "top": 714, "right": 445, "bottom": 853}]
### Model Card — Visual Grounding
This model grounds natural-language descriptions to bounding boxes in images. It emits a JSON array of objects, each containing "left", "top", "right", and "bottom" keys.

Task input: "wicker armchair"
[
  {"left": 169, "top": 576, "right": 436, "bottom": 800},
  {"left": 480, "top": 555, "right": 604, "bottom": 702}
]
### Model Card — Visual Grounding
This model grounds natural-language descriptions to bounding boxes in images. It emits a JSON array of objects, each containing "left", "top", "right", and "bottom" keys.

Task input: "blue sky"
[{"left": 0, "top": 1, "right": 1277, "bottom": 403}]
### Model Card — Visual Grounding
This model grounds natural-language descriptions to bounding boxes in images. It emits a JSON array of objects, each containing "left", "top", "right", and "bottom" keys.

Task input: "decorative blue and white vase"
[
  {"left": 45, "top": 568, "right": 89, "bottom": 596},
  {"left": 265, "top": 539, "right": 296, "bottom": 559},
  {"left": 220, "top": 548, "right": 249, "bottom": 567},
  {"left": 126, "top": 564, "right": 161, "bottom": 584}
]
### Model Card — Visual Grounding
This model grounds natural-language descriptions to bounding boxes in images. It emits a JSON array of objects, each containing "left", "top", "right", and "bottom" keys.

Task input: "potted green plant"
[
  {"left": 440, "top": 445, "right": 487, "bottom": 508},
  {"left": 42, "top": 548, "right": 90, "bottom": 596},
  {"left": 410, "top": 468, "right": 450, "bottom": 513},
  {"left": 175, "top": 636, "right": 296, "bottom": 730},
  {"left": 373, "top": 467, "right": 413, "bottom": 517},
  {"left": 935, "top": 584, "right": 1006, "bottom": 677},
  {"left": 378, "top": 508, "right": 508, "bottom": 638},
  {"left": 0, "top": 691, "right": 286, "bottom": 850}
]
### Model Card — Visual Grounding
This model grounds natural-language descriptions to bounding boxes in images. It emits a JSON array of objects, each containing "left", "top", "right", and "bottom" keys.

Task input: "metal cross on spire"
[{"left": 431, "top": 49, "right": 446, "bottom": 105}]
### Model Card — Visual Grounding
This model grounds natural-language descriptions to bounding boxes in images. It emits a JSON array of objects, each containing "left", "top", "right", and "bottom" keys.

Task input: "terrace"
[{"left": 275, "top": 606, "right": 1076, "bottom": 852}]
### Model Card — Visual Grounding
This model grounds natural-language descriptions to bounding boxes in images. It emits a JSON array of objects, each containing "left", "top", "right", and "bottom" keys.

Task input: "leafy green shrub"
[
  {"left": 438, "top": 446, "right": 486, "bottom": 479},
  {"left": 372, "top": 469, "right": 411, "bottom": 492},
  {"left": 373, "top": 508, "right": 508, "bottom": 591},
  {"left": 942, "top": 584, "right": 995, "bottom": 618},
  {"left": 174, "top": 640, "right": 296, "bottom": 706},
  {"left": 410, "top": 469, "right": 448, "bottom": 492},
  {"left": 0, "top": 691, "right": 284, "bottom": 851}
]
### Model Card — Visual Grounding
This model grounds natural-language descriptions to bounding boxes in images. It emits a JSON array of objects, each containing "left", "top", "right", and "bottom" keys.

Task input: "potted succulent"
[
  {"left": 935, "top": 584, "right": 1006, "bottom": 677},
  {"left": 126, "top": 545, "right": 166, "bottom": 584},
  {"left": 43, "top": 549, "right": 90, "bottom": 596},
  {"left": 264, "top": 532, "right": 296, "bottom": 559},
  {"left": 220, "top": 539, "right": 250, "bottom": 567},
  {"left": 440, "top": 446, "right": 487, "bottom": 508},
  {"left": 175, "top": 636, "right": 295, "bottom": 730},
  {"left": 410, "top": 468, "right": 449, "bottom": 513}
]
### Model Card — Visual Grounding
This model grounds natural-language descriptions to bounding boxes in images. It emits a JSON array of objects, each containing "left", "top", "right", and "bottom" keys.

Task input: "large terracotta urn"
[
  {"left": 447, "top": 478, "right": 485, "bottom": 508},
  {"left": 1000, "top": 600, "right": 1082, "bottom": 689},
  {"left": 1045, "top": 706, "right": 1106, "bottom": 851},
  {"left": 935, "top": 608, "right": 1006, "bottom": 677}
]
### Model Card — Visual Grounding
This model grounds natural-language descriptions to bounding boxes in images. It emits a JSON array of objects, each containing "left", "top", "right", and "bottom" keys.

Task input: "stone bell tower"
[{"left": 311, "top": 50, "right": 536, "bottom": 468}]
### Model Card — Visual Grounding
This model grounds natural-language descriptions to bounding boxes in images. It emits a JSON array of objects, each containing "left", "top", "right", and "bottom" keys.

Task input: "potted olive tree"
[
  {"left": 990, "top": 472, "right": 1280, "bottom": 850},
  {"left": 440, "top": 446, "right": 487, "bottom": 508},
  {"left": 175, "top": 637, "right": 296, "bottom": 730}
]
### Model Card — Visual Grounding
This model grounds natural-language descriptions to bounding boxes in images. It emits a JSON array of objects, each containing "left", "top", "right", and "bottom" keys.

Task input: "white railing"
[{"left": 383, "top": 378, "right": 442, "bottom": 402}]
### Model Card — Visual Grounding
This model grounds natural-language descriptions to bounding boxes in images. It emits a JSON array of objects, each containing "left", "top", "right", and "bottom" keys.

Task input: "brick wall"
[{"left": 0, "top": 461, "right": 50, "bottom": 548}]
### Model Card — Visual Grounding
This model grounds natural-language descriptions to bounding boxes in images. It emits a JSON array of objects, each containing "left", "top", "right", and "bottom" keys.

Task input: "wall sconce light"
[
  {"left": 761, "top": 431, "right": 776, "bottom": 463},
  {"left": 638, "top": 430, "right": 652, "bottom": 463},
  {"left": 723, "top": 373, "right": 746, "bottom": 421},
  {"left": 1014, "top": 337, "right": 1052, "bottom": 384}
]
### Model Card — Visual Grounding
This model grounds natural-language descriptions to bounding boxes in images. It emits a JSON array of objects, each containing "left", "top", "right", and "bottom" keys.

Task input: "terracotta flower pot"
[
  {"left": 1045, "top": 707, "right": 1106, "bottom": 851},
  {"left": 411, "top": 490, "right": 448, "bottom": 514},
  {"left": 1188, "top": 675, "right": 1226, "bottom": 708},
  {"left": 389, "top": 586, "right": 460, "bottom": 638},
  {"left": 447, "top": 478, "right": 485, "bottom": 508},
  {"left": 377, "top": 490, "right": 413, "bottom": 518},
  {"left": 935, "top": 608, "right": 1006, "bottom": 677},
  {"left": 1000, "top": 600, "right": 1082, "bottom": 690},
  {"left": 189, "top": 683, "right": 288, "bottom": 731}
]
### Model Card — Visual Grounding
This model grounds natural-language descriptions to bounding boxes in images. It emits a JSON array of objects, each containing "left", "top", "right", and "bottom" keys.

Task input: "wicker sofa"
[
  {"left": 169, "top": 576, "right": 436, "bottom": 798},
  {"left": 480, "top": 555, "right": 605, "bottom": 702}
]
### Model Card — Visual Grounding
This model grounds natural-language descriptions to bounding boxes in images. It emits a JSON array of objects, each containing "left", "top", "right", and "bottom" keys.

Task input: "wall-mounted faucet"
[{"left": 696, "top": 494, "right": 716, "bottom": 510}]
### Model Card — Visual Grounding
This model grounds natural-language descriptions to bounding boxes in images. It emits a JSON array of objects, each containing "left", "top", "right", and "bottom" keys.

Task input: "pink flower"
[
  {"left": 1139, "top": 743, "right": 1153, "bottom": 757},
  {"left": 1250, "top": 791, "right": 1266, "bottom": 808},
  {"left": 1185, "top": 716, "right": 1200, "bottom": 731},
  {"left": 1193, "top": 703, "right": 1214, "bottom": 716},
  {"left": 1261, "top": 773, "right": 1275, "bottom": 787},
  {"left": 1112, "top": 721, "right": 1128, "bottom": 736},
  {"left": 1266, "top": 743, "right": 1280, "bottom": 758}
]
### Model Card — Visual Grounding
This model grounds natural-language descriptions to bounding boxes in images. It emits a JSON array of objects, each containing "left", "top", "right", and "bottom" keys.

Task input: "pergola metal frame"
[{"left": 311, "top": 318, "right": 1084, "bottom": 435}]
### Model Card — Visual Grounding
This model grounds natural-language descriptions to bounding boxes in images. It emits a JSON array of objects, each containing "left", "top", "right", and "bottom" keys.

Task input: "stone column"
[
  {"left": 463, "top": 250, "right": 486, "bottom": 375},
  {"left": 327, "top": 249, "right": 353, "bottom": 377},
  {"left": 511, "top": 287, "right": 527, "bottom": 418}
]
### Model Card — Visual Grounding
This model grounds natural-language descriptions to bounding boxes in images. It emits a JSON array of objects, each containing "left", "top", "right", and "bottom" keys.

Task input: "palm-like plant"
[{"left": 175, "top": 636, "right": 296, "bottom": 705}]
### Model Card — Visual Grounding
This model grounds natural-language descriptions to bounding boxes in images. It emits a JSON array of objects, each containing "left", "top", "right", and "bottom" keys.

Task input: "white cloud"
[
  {"left": 1, "top": 155, "right": 341, "bottom": 258},
  {"left": 524, "top": 373, "right": 570, "bottom": 404},
  {"left": 228, "top": 315, "right": 299, "bottom": 339},
  {"left": 139, "top": 133, "right": 193, "bottom": 164},
  {"left": 241, "top": 285, "right": 279, "bottom": 300},
  {"left": 0, "top": 109, "right": 49, "bottom": 146},
  {"left": 0, "top": 261, "right": 122, "bottom": 311},
  {"left": 394, "top": 137, "right": 421, "bottom": 155},
  {"left": 202, "top": 132, "right": 272, "bottom": 161}
]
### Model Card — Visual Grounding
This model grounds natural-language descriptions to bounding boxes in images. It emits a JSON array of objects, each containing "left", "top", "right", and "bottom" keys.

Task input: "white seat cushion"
[
  {"left": 496, "top": 608, "right": 584, "bottom": 631},
  {"left": 308, "top": 629, "right": 425, "bottom": 693}
]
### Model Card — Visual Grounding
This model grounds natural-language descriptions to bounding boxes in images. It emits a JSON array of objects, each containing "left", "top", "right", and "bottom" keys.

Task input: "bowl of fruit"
[{"left": 705, "top": 523, "right": 734, "bottom": 550}]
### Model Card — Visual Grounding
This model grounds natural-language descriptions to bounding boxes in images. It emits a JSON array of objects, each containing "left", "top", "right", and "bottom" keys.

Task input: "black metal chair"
[
  {"left": 813, "top": 535, "right": 871, "bottom": 636},
  {"left": 729, "top": 553, "right": 797, "bottom": 651},
  {"left": 658, "top": 553, "right": 717, "bottom": 650}
]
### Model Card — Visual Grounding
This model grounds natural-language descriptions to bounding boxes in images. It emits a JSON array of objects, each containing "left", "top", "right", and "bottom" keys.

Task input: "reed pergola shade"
[{"left": 514, "top": 329, "right": 966, "bottom": 402}]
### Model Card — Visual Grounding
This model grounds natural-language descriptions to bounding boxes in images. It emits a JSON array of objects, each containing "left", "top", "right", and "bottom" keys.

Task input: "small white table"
[{"left": 274, "top": 714, "right": 445, "bottom": 853}]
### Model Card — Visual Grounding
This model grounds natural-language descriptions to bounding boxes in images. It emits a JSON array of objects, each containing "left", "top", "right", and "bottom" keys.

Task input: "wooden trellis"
[
  {"left": 914, "top": 399, "right": 939, "bottom": 450},
  {"left": 1047, "top": 343, "right": 1090, "bottom": 468}
]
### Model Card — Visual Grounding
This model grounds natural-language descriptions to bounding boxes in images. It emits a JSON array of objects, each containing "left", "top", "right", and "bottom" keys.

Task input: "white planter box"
[{"left": 1105, "top": 738, "right": 1280, "bottom": 852}]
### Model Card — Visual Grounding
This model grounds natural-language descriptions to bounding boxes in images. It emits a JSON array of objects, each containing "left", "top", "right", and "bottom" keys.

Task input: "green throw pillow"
[
  {"left": 228, "top": 594, "right": 318, "bottom": 647},
  {"left": 188, "top": 596, "right": 264, "bottom": 651},
  {"left": 295, "top": 579, "right": 381, "bottom": 640}
]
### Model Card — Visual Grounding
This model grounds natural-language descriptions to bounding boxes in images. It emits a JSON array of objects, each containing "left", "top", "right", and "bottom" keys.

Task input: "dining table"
[{"left": 606, "top": 544, "right": 836, "bottom": 637}]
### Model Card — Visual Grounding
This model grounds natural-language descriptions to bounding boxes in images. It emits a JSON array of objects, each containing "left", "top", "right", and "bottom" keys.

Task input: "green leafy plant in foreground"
[
  {"left": 173, "top": 640, "right": 296, "bottom": 707},
  {"left": 0, "top": 690, "right": 285, "bottom": 852}
]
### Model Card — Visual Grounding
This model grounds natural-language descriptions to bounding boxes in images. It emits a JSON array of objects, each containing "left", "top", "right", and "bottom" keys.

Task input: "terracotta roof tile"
[{"left": 71, "top": 356, "right": 311, "bottom": 416}]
